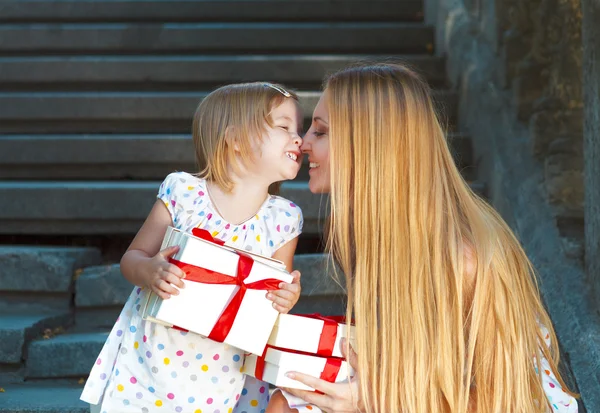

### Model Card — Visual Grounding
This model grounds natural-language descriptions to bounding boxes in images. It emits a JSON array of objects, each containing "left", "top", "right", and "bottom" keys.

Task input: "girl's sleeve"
[
  {"left": 538, "top": 324, "right": 579, "bottom": 412},
  {"left": 272, "top": 201, "right": 304, "bottom": 251},
  {"left": 157, "top": 172, "right": 182, "bottom": 223}
]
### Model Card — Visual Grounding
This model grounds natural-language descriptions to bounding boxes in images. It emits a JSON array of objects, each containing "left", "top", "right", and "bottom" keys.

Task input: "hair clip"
[{"left": 264, "top": 83, "right": 292, "bottom": 98}]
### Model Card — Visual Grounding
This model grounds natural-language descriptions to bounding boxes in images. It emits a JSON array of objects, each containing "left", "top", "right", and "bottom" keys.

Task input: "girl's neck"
[{"left": 205, "top": 174, "right": 271, "bottom": 226}]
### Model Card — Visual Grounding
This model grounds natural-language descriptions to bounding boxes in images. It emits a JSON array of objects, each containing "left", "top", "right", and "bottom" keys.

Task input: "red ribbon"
[
  {"left": 168, "top": 228, "right": 282, "bottom": 343},
  {"left": 254, "top": 345, "right": 344, "bottom": 387},
  {"left": 295, "top": 313, "right": 348, "bottom": 357}
]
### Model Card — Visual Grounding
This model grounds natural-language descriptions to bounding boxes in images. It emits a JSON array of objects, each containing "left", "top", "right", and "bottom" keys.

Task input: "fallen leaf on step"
[
  {"left": 78, "top": 378, "right": 85, "bottom": 384},
  {"left": 0, "top": 387, "right": 5, "bottom": 392},
  {"left": 73, "top": 268, "right": 84, "bottom": 280}
]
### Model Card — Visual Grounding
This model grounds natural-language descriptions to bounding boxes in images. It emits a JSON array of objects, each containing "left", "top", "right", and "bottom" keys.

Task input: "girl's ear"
[{"left": 224, "top": 126, "right": 241, "bottom": 152}]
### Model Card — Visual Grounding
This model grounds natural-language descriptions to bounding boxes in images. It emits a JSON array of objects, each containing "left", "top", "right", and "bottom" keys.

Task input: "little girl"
[{"left": 81, "top": 82, "right": 305, "bottom": 413}]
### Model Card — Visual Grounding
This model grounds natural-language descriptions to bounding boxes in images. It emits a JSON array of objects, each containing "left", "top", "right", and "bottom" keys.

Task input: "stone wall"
[
  {"left": 582, "top": 0, "right": 600, "bottom": 321},
  {"left": 432, "top": 0, "right": 600, "bottom": 410}
]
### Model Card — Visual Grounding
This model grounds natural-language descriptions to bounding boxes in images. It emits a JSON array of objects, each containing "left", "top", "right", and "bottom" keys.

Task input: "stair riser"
[
  {"left": 0, "top": 24, "right": 433, "bottom": 55},
  {"left": 0, "top": 181, "right": 484, "bottom": 235},
  {"left": 0, "top": 91, "right": 457, "bottom": 134},
  {"left": 0, "top": 1, "right": 424, "bottom": 23},
  {"left": 0, "top": 133, "right": 470, "bottom": 180},
  {"left": 0, "top": 56, "right": 447, "bottom": 91},
  {"left": 0, "top": 313, "right": 73, "bottom": 365}
]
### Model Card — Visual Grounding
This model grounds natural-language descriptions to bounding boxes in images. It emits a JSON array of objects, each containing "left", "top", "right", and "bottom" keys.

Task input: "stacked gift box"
[{"left": 142, "top": 226, "right": 355, "bottom": 390}]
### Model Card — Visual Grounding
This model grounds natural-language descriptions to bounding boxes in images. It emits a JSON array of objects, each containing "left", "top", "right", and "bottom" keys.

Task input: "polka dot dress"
[{"left": 81, "top": 172, "right": 303, "bottom": 413}]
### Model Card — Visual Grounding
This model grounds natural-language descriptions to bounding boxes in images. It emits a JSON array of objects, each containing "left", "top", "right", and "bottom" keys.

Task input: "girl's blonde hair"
[
  {"left": 325, "top": 64, "right": 576, "bottom": 412},
  {"left": 193, "top": 82, "right": 298, "bottom": 192}
]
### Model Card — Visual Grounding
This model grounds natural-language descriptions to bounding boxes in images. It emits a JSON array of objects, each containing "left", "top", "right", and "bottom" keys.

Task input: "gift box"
[
  {"left": 142, "top": 226, "right": 293, "bottom": 356},
  {"left": 268, "top": 313, "right": 355, "bottom": 358},
  {"left": 243, "top": 346, "right": 354, "bottom": 391}
]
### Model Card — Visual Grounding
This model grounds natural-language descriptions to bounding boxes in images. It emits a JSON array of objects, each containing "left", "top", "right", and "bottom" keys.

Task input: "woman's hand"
[
  {"left": 282, "top": 338, "right": 363, "bottom": 413},
  {"left": 267, "top": 270, "right": 301, "bottom": 314}
]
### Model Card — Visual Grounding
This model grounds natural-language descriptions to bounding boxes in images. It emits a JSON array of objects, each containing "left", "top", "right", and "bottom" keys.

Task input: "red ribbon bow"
[{"left": 167, "top": 228, "right": 282, "bottom": 343}]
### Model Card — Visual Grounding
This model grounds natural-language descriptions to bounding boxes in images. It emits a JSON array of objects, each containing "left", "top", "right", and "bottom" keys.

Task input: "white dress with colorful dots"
[{"left": 81, "top": 172, "right": 304, "bottom": 413}]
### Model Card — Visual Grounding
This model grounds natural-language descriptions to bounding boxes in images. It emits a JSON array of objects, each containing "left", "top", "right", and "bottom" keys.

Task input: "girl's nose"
[{"left": 292, "top": 135, "right": 303, "bottom": 147}]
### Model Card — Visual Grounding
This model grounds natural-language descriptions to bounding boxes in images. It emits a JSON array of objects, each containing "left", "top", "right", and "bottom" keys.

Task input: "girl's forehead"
[{"left": 272, "top": 98, "right": 302, "bottom": 120}]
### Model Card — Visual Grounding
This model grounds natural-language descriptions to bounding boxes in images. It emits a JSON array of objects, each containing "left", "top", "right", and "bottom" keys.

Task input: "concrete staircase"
[{"left": 0, "top": 1, "right": 483, "bottom": 411}]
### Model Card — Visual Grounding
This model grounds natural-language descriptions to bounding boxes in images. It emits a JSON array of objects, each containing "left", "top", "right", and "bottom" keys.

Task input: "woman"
[{"left": 268, "top": 64, "right": 578, "bottom": 412}]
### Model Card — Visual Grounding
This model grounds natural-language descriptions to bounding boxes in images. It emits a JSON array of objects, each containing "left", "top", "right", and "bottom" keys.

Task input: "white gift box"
[
  {"left": 268, "top": 313, "right": 356, "bottom": 358},
  {"left": 142, "top": 226, "right": 293, "bottom": 356},
  {"left": 244, "top": 347, "right": 354, "bottom": 391}
]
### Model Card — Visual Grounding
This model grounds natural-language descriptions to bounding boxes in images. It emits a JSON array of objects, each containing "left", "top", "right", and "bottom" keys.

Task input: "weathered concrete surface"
[
  {"left": 0, "top": 382, "right": 88, "bottom": 413},
  {"left": 0, "top": 0, "right": 424, "bottom": 23},
  {"left": 582, "top": 0, "right": 600, "bottom": 305},
  {"left": 75, "top": 265, "right": 132, "bottom": 308},
  {"left": 440, "top": 0, "right": 599, "bottom": 409},
  {"left": 0, "top": 247, "right": 102, "bottom": 292},
  {"left": 26, "top": 332, "right": 108, "bottom": 379},
  {"left": 0, "top": 312, "right": 71, "bottom": 364},
  {"left": 0, "top": 23, "right": 433, "bottom": 54}
]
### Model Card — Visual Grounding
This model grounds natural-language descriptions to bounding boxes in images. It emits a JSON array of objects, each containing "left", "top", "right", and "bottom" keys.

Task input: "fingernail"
[
  {"left": 285, "top": 372, "right": 295, "bottom": 379},
  {"left": 279, "top": 283, "right": 285, "bottom": 288},
  {"left": 267, "top": 293, "right": 272, "bottom": 299},
  {"left": 272, "top": 302, "right": 277, "bottom": 309}
]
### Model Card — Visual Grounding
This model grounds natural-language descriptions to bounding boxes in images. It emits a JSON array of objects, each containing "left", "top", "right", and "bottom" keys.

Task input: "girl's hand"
[
  {"left": 140, "top": 245, "right": 186, "bottom": 299},
  {"left": 267, "top": 270, "right": 301, "bottom": 313},
  {"left": 282, "top": 338, "right": 363, "bottom": 413}
]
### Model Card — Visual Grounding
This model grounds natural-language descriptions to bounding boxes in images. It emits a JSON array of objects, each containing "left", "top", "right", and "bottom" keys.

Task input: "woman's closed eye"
[{"left": 314, "top": 130, "right": 327, "bottom": 137}]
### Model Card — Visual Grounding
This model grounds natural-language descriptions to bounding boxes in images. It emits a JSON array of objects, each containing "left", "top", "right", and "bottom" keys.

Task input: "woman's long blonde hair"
[{"left": 325, "top": 64, "right": 576, "bottom": 412}]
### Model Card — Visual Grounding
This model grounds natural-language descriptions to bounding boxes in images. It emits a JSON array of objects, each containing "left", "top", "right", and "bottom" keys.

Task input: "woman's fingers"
[
  {"left": 285, "top": 371, "right": 336, "bottom": 395},
  {"left": 340, "top": 338, "right": 359, "bottom": 372},
  {"left": 282, "top": 387, "right": 331, "bottom": 410}
]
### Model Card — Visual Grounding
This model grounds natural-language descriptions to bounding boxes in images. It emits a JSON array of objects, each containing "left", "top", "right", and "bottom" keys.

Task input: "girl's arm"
[
  {"left": 120, "top": 200, "right": 185, "bottom": 299},
  {"left": 268, "top": 236, "right": 301, "bottom": 314}
]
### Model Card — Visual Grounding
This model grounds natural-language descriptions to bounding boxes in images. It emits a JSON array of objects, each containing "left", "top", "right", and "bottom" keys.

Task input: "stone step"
[
  {"left": 0, "top": 382, "right": 88, "bottom": 413},
  {"left": 0, "top": 312, "right": 72, "bottom": 365},
  {"left": 0, "top": 180, "right": 485, "bottom": 235},
  {"left": 0, "top": 246, "right": 102, "bottom": 311},
  {"left": 0, "top": 55, "right": 447, "bottom": 91},
  {"left": 0, "top": 1, "right": 424, "bottom": 23},
  {"left": 0, "top": 90, "right": 457, "bottom": 134},
  {"left": 26, "top": 331, "right": 109, "bottom": 379},
  {"left": 27, "top": 253, "right": 344, "bottom": 378},
  {"left": 0, "top": 132, "right": 470, "bottom": 180},
  {"left": 0, "top": 23, "right": 433, "bottom": 55}
]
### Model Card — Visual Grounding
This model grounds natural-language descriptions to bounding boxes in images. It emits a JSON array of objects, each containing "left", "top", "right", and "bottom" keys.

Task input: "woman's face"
[{"left": 302, "top": 92, "right": 330, "bottom": 194}]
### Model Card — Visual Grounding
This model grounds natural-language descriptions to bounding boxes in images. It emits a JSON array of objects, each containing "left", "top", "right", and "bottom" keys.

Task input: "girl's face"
[
  {"left": 302, "top": 92, "right": 330, "bottom": 194},
  {"left": 255, "top": 98, "right": 303, "bottom": 183}
]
